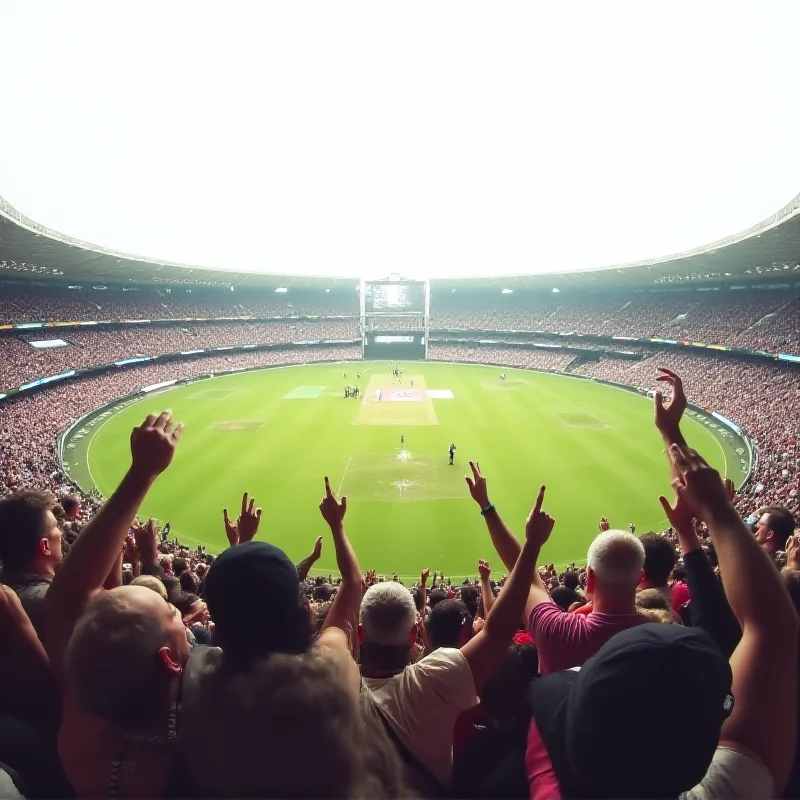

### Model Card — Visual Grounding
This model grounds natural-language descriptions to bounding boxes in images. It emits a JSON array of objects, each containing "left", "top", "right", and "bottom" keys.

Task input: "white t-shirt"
[
  {"left": 362, "top": 647, "right": 478, "bottom": 787},
  {"left": 681, "top": 745, "right": 773, "bottom": 799}
]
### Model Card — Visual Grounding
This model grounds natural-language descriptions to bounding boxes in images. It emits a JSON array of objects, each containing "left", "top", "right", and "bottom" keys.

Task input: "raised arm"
[
  {"left": 466, "top": 461, "right": 522, "bottom": 572},
  {"left": 477, "top": 560, "right": 495, "bottom": 616},
  {"left": 418, "top": 567, "right": 429, "bottom": 617},
  {"left": 461, "top": 486, "right": 555, "bottom": 693},
  {"left": 653, "top": 367, "right": 689, "bottom": 482},
  {"left": 296, "top": 536, "right": 323, "bottom": 581},
  {"left": 44, "top": 409, "right": 182, "bottom": 682},
  {"left": 660, "top": 482, "right": 741, "bottom": 658},
  {"left": 317, "top": 477, "right": 361, "bottom": 656},
  {"left": 669, "top": 444, "right": 799, "bottom": 792}
]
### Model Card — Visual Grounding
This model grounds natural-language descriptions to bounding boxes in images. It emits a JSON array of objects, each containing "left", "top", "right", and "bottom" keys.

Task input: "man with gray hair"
[
  {"left": 360, "top": 486, "right": 556, "bottom": 791},
  {"left": 467, "top": 462, "right": 648, "bottom": 675},
  {"left": 527, "top": 530, "right": 647, "bottom": 674}
]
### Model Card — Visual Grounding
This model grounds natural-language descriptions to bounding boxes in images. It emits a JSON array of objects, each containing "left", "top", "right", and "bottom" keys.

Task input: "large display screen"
[
  {"left": 364, "top": 281, "right": 426, "bottom": 314},
  {"left": 363, "top": 332, "right": 425, "bottom": 360}
]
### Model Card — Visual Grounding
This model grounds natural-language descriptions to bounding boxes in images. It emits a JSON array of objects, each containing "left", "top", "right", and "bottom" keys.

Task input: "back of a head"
[
  {"left": 161, "top": 575, "right": 181, "bottom": 601},
  {"left": 460, "top": 585, "right": 479, "bottom": 617},
  {"left": 586, "top": 530, "right": 645, "bottom": 592},
  {"left": 185, "top": 652, "right": 381, "bottom": 798},
  {"left": 179, "top": 569, "right": 198, "bottom": 592},
  {"left": 0, "top": 491, "right": 61, "bottom": 574},
  {"left": 562, "top": 571, "right": 580, "bottom": 591},
  {"left": 550, "top": 586, "right": 579, "bottom": 613},
  {"left": 65, "top": 588, "right": 172, "bottom": 728},
  {"left": 428, "top": 588, "right": 447, "bottom": 609},
  {"left": 360, "top": 582, "right": 416, "bottom": 646},
  {"left": 564, "top": 625, "right": 732, "bottom": 797},
  {"left": 635, "top": 588, "right": 672, "bottom": 613},
  {"left": 639, "top": 533, "right": 677, "bottom": 587},
  {"left": 130, "top": 574, "right": 169, "bottom": 600},
  {"left": 426, "top": 599, "right": 469, "bottom": 650},
  {"left": 204, "top": 541, "right": 309, "bottom": 668}
]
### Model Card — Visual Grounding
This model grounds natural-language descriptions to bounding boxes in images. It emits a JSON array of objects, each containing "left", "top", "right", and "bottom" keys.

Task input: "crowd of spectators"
[
  {"left": 0, "top": 285, "right": 359, "bottom": 324},
  {"left": 1, "top": 365, "right": 799, "bottom": 798},
  {"left": 428, "top": 343, "right": 576, "bottom": 373},
  {"left": 2, "top": 286, "right": 800, "bottom": 797},
  {"left": 430, "top": 288, "right": 800, "bottom": 354},
  {"left": 572, "top": 352, "right": 800, "bottom": 517},
  {"left": 0, "top": 320, "right": 360, "bottom": 389},
  {"left": 4, "top": 283, "right": 800, "bottom": 354},
  {"left": 0, "top": 346, "right": 360, "bottom": 501}
]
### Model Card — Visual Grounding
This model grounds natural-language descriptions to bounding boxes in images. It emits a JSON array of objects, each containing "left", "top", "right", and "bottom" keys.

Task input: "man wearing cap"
[
  {"left": 526, "top": 624, "right": 738, "bottom": 798},
  {"left": 178, "top": 477, "right": 364, "bottom": 791},
  {"left": 525, "top": 442, "right": 799, "bottom": 798}
]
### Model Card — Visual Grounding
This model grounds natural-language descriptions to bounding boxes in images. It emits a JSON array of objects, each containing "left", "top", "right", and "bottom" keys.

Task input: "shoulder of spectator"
[
  {"left": 528, "top": 600, "right": 580, "bottom": 635},
  {"left": 314, "top": 629, "right": 360, "bottom": 695},
  {"left": 407, "top": 647, "right": 478, "bottom": 705}
]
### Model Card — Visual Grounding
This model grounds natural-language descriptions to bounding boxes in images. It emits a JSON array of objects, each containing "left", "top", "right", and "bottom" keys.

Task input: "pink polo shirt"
[{"left": 527, "top": 602, "right": 648, "bottom": 675}]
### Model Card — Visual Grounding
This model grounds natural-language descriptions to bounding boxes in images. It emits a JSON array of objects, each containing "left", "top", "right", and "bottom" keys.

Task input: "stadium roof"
[{"left": 1, "top": 191, "right": 799, "bottom": 290}]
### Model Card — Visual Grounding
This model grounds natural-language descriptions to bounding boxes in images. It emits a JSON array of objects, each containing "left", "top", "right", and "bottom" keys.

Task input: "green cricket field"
[{"left": 77, "top": 361, "right": 742, "bottom": 580}]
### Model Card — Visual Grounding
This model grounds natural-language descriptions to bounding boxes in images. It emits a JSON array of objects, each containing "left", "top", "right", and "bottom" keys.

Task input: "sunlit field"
[{"left": 81, "top": 362, "right": 735, "bottom": 579}]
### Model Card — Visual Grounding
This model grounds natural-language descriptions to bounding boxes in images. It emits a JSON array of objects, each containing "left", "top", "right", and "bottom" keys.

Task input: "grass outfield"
[{"left": 84, "top": 361, "right": 738, "bottom": 580}]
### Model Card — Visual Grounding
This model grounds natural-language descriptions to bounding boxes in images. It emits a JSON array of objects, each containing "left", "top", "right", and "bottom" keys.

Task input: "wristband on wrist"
[{"left": 480, "top": 503, "right": 495, "bottom": 516}]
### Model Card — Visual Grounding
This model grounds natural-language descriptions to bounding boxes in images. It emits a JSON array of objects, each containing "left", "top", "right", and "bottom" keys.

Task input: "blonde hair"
[
  {"left": 130, "top": 575, "right": 168, "bottom": 600},
  {"left": 638, "top": 608, "right": 677, "bottom": 625},
  {"left": 180, "top": 651, "right": 407, "bottom": 798}
]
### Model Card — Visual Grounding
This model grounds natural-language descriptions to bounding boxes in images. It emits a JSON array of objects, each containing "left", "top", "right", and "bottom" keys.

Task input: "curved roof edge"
[{"left": 1, "top": 191, "right": 799, "bottom": 285}]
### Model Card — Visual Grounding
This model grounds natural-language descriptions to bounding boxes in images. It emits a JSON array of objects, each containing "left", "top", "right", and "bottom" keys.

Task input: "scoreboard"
[
  {"left": 363, "top": 281, "right": 426, "bottom": 315},
  {"left": 363, "top": 332, "right": 425, "bottom": 360}
]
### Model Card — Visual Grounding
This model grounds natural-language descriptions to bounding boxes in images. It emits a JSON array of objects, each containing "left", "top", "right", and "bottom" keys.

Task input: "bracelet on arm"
[{"left": 480, "top": 503, "right": 495, "bottom": 516}]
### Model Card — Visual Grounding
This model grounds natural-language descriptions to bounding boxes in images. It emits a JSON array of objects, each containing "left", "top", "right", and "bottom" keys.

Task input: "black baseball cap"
[
  {"left": 529, "top": 624, "right": 733, "bottom": 798},
  {"left": 203, "top": 541, "right": 309, "bottom": 668}
]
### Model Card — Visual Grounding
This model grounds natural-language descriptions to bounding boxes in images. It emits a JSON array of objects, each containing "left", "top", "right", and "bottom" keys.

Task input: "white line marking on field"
[
  {"left": 85, "top": 411, "right": 119, "bottom": 495},
  {"left": 337, "top": 455, "right": 353, "bottom": 496}
]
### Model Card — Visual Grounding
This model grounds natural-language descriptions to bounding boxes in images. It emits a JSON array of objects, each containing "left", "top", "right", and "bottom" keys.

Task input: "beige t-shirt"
[
  {"left": 682, "top": 745, "right": 773, "bottom": 799},
  {"left": 362, "top": 647, "right": 478, "bottom": 787}
]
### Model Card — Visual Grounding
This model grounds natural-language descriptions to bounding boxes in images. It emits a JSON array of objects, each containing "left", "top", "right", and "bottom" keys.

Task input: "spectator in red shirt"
[
  {"left": 526, "top": 530, "right": 648, "bottom": 674},
  {"left": 466, "top": 461, "right": 648, "bottom": 674}
]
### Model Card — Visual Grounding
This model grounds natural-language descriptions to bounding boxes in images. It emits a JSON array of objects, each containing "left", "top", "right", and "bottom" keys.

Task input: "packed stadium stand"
[{"left": 431, "top": 288, "right": 800, "bottom": 353}]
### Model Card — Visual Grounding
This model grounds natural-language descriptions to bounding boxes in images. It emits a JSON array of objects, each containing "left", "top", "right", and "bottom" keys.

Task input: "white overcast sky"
[{"left": 1, "top": 1, "right": 798, "bottom": 278}]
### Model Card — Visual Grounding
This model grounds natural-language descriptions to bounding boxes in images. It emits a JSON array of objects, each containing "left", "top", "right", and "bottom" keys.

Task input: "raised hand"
[
  {"left": 313, "top": 536, "right": 323, "bottom": 559},
  {"left": 223, "top": 492, "right": 262, "bottom": 546},
  {"left": 223, "top": 507, "right": 239, "bottom": 546},
  {"left": 465, "top": 461, "right": 490, "bottom": 508},
  {"left": 525, "top": 485, "right": 555, "bottom": 549},
  {"left": 238, "top": 492, "right": 262, "bottom": 543},
  {"left": 659, "top": 483, "right": 695, "bottom": 533},
  {"left": 319, "top": 476, "right": 347, "bottom": 528},
  {"left": 130, "top": 410, "right": 184, "bottom": 481},
  {"left": 668, "top": 444, "right": 732, "bottom": 523},
  {"left": 599, "top": 516, "right": 610, "bottom": 532},
  {"left": 477, "top": 559, "right": 491, "bottom": 580},
  {"left": 654, "top": 367, "right": 687, "bottom": 435},
  {"left": 420, "top": 567, "right": 430, "bottom": 586},
  {"left": 135, "top": 518, "right": 159, "bottom": 565}
]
